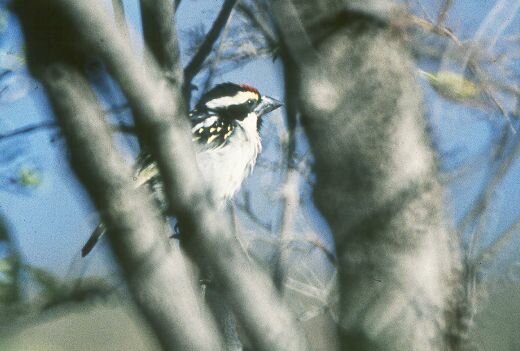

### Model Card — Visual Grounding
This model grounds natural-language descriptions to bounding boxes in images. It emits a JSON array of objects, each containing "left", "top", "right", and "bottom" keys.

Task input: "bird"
[{"left": 81, "top": 82, "right": 282, "bottom": 257}]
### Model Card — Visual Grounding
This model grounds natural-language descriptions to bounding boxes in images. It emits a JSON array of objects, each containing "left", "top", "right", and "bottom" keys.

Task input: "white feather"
[
  {"left": 205, "top": 91, "right": 259, "bottom": 109},
  {"left": 195, "top": 112, "right": 261, "bottom": 204},
  {"left": 192, "top": 116, "right": 219, "bottom": 131}
]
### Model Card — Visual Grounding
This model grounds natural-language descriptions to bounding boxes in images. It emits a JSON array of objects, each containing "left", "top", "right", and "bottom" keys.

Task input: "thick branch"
[
  {"left": 140, "top": 0, "right": 183, "bottom": 86},
  {"left": 183, "top": 0, "right": 238, "bottom": 85},
  {"left": 111, "top": 0, "right": 129, "bottom": 40},
  {"left": 274, "top": 1, "right": 464, "bottom": 350},
  {"left": 141, "top": 3, "right": 242, "bottom": 348},
  {"left": 33, "top": 64, "right": 221, "bottom": 351},
  {"left": 29, "top": 2, "right": 309, "bottom": 350}
]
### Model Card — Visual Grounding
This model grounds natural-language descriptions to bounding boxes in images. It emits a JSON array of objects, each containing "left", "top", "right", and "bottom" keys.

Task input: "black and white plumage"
[{"left": 81, "top": 83, "right": 282, "bottom": 257}]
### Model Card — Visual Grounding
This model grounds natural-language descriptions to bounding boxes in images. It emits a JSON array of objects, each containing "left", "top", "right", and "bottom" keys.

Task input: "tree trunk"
[{"left": 274, "top": 1, "right": 465, "bottom": 350}]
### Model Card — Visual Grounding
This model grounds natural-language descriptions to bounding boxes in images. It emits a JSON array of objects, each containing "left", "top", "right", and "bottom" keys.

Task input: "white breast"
[{"left": 195, "top": 112, "right": 261, "bottom": 205}]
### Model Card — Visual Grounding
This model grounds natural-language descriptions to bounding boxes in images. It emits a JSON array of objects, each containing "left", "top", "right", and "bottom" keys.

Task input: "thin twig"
[
  {"left": 458, "top": 137, "right": 520, "bottom": 236},
  {"left": 0, "top": 122, "right": 136, "bottom": 142},
  {"left": 200, "top": 8, "right": 235, "bottom": 94},
  {"left": 284, "top": 237, "right": 336, "bottom": 266},
  {"left": 436, "top": 0, "right": 452, "bottom": 26},
  {"left": 184, "top": 0, "right": 239, "bottom": 85},
  {"left": 237, "top": 3, "right": 277, "bottom": 47},
  {"left": 477, "top": 218, "right": 520, "bottom": 265},
  {"left": 456, "top": 0, "right": 520, "bottom": 128},
  {"left": 235, "top": 192, "right": 273, "bottom": 231},
  {"left": 0, "top": 121, "right": 57, "bottom": 141},
  {"left": 405, "top": 13, "right": 516, "bottom": 126}
]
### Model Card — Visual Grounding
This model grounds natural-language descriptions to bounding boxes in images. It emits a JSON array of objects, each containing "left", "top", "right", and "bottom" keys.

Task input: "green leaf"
[
  {"left": 420, "top": 70, "right": 480, "bottom": 102},
  {"left": 18, "top": 167, "right": 42, "bottom": 187}
]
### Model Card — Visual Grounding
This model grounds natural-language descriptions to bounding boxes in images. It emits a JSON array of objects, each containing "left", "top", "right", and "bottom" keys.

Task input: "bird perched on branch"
[{"left": 81, "top": 82, "right": 282, "bottom": 257}]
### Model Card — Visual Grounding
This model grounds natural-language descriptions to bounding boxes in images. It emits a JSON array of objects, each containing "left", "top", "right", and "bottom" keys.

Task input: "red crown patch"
[{"left": 240, "top": 84, "right": 260, "bottom": 95}]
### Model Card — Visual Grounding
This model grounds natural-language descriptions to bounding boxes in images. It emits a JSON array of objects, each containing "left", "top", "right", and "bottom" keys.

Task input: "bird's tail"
[{"left": 81, "top": 222, "right": 106, "bottom": 257}]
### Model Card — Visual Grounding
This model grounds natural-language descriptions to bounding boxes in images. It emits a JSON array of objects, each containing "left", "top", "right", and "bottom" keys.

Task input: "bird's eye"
[{"left": 247, "top": 99, "right": 255, "bottom": 106}]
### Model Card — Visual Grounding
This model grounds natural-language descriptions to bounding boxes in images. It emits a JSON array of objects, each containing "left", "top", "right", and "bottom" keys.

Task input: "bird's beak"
[{"left": 255, "top": 96, "right": 283, "bottom": 117}]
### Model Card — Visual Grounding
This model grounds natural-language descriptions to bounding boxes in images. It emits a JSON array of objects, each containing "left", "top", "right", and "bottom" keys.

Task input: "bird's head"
[{"left": 195, "top": 82, "right": 283, "bottom": 125}]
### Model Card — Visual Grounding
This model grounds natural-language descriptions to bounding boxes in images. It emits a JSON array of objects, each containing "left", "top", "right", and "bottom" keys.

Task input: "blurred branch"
[
  {"left": 271, "top": 14, "right": 304, "bottom": 292},
  {"left": 436, "top": 0, "right": 452, "bottom": 26},
  {"left": 274, "top": 1, "right": 465, "bottom": 349},
  {"left": 0, "top": 120, "right": 136, "bottom": 142},
  {"left": 403, "top": 15, "right": 461, "bottom": 46},
  {"left": 459, "top": 137, "right": 520, "bottom": 237},
  {"left": 27, "top": 265, "right": 116, "bottom": 311},
  {"left": 199, "top": 8, "right": 234, "bottom": 93},
  {"left": 285, "top": 266, "right": 337, "bottom": 325},
  {"left": 452, "top": 0, "right": 519, "bottom": 124},
  {"left": 271, "top": 0, "right": 317, "bottom": 65},
  {"left": 0, "top": 102, "right": 131, "bottom": 141},
  {"left": 34, "top": 65, "right": 221, "bottom": 351},
  {"left": 235, "top": 191, "right": 273, "bottom": 231},
  {"left": 199, "top": 46, "right": 274, "bottom": 73},
  {"left": 477, "top": 218, "right": 520, "bottom": 265},
  {"left": 439, "top": 140, "right": 505, "bottom": 184},
  {"left": 140, "top": 0, "right": 183, "bottom": 86},
  {"left": 184, "top": 0, "right": 239, "bottom": 86},
  {"left": 250, "top": 234, "right": 336, "bottom": 267},
  {"left": 112, "top": 0, "right": 129, "bottom": 41},
  {"left": 12, "top": 2, "right": 224, "bottom": 350},
  {"left": 1, "top": 263, "right": 118, "bottom": 330},
  {"left": 0, "top": 121, "right": 57, "bottom": 141},
  {"left": 237, "top": 2, "right": 277, "bottom": 47},
  {"left": 285, "top": 237, "right": 336, "bottom": 266},
  {"left": 403, "top": 14, "right": 516, "bottom": 122}
]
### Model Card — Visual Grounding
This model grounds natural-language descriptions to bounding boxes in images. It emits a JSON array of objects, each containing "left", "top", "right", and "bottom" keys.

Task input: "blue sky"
[{"left": 0, "top": 0, "right": 519, "bottom": 277}]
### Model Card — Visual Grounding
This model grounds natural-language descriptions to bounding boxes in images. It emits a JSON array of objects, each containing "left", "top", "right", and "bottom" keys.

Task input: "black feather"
[
  {"left": 195, "top": 82, "right": 244, "bottom": 109},
  {"left": 192, "top": 117, "right": 235, "bottom": 151}
]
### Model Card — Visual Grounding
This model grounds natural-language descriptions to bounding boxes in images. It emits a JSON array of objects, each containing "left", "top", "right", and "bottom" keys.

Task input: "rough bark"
[{"left": 273, "top": 1, "right": 464, "bottom": 350}]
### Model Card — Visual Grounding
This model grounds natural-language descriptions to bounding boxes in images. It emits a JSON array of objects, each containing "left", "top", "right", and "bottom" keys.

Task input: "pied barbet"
[{"left": 81, "top": 82, "right": 282, "bottom": 257}]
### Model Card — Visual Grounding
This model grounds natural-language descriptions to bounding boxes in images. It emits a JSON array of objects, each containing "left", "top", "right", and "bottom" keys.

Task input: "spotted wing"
[
  {"left": 190, "top": 110, "right": 235, "bottom": 151},
  {"left": 131, "top": 110, "right": 234, "bottom": 186}
]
